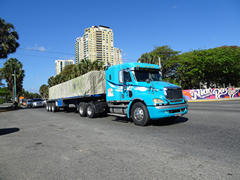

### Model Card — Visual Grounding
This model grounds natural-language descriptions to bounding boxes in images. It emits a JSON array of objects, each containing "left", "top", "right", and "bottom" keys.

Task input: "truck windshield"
[{"left": 133, "top": 70, "right": 162, "bottom": 82}]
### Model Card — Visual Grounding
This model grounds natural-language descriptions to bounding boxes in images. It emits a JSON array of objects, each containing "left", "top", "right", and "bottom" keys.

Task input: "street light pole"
[{"left": 14, "top": 70, "right": 17, "bottom": 102}]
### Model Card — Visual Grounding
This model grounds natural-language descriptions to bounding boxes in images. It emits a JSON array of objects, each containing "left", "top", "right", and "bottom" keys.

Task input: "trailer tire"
[
  {"left": 86, "top": 102, "right": 96, "bottom": 118},
  {"left": 49, "top": 103, "right": 52, "bottom": 112},
  {"left": 46, "top": 103, "right": 49, "bottom": 111},
  {"left": 79, "top": 102, "right": 87, "bottom": 117},
  {"left": 52, "top": 102, "right": 57, "bottom": 112},
  {"left": 131, "top": 102, "right": 150, "bottom": 126}
]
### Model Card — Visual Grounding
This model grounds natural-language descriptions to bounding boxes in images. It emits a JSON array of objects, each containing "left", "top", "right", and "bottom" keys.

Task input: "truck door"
[{"left": 119, "top": 69, "right": 133, "bottom": 101}]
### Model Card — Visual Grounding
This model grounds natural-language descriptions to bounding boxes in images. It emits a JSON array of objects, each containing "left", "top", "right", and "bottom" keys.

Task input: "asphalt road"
[{"left": 0, "top": 101, "right": 240, "bottom": 180}]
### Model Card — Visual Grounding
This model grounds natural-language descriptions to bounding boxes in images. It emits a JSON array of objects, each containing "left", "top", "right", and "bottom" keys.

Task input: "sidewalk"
[
  {"left": 0, "top": 103, "right": 13, "bottom": 112},
  {"left": 188, "top": 97, "right": 240, "bottom": 102}
]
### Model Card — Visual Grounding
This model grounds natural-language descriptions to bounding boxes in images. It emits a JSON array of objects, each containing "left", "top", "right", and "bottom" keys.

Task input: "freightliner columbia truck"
[{"left": 46, "top": 62, "right": 188, "bottom": 126}]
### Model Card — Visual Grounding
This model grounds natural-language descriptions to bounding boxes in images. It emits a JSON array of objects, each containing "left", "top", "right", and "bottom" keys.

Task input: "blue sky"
[{"left": 1, "top": 0, "right": 240, "bottom": 93}]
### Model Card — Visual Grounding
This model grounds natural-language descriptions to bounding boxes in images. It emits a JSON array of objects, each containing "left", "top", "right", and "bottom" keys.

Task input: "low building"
[{"left": 55, "top": 60, "right": 74, "bottom": 75}]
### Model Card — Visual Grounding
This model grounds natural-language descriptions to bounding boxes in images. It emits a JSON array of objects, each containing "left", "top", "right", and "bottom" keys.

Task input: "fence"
[{"left": 182, "top": 87, "right": 240, "bottom": 100}]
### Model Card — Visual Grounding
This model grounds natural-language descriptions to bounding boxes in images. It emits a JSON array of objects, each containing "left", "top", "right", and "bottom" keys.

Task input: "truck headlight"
[{"left": 153, "top": 99, "right": 165, "bottom": 104}]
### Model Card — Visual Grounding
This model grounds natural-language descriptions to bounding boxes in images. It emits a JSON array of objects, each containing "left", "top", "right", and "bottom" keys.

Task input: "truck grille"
[{"left": 165, "top": 87, "right": 183, "bottom": 99}]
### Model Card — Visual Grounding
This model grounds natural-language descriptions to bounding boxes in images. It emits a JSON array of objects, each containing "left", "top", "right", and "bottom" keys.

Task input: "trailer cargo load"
[{"left": 49, "top": 71, "right": 105, "bottom": 99}]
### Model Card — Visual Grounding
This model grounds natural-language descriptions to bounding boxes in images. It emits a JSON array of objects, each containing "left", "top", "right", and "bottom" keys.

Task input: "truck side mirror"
[{"left": 146, "top": 79, "right": 150, "bottom": 84}]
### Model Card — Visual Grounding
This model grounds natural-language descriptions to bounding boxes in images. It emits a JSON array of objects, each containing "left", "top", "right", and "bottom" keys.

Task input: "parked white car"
[
  {"left": 42, "top": 99, "right": 48, "bottom": 106},
  {"left": 32, "top": 98, "right": 44, "bottom": 108}
]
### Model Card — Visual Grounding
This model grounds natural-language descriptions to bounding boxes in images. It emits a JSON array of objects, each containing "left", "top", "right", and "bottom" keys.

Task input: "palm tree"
[
  {"left": 39, "top": 84, "right": 49, "bottom": 99},
  {"left": 73, "top": 64, "right": 83, "bottom": 78},
  {"left": 92, "top": 60, "right": 104, "bottom": 71},
  {"left": 137, "top": 53, "right": 151, "bottom": 63},
  {"left": 47, "top": 76, "right": 55, "bottom": 87},
  {"left": 2, "top": 58, "right": 25, "bottom": 102},
  {"left": 54, "top": 74, "right": 66, "bottom": 85},
  {"left": 80, "top": 59, "right": 93, "bottom": 74},
  {"left": 0, "top": 18, "right": 20, "bottom": 59}
]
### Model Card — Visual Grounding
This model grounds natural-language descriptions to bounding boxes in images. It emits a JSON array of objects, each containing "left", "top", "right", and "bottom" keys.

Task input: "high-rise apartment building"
[
  {"left": 55, "top": 59, "right": 74, "bottom": 75},
  {"left": 75, "top": 37, "right": 84, "bottom": 65},
  {"left": 113, "top": 47, "right": 122, "bottom": 65},
  {"left": 75, "top": 25, "right": 122, "bottom": 66}
]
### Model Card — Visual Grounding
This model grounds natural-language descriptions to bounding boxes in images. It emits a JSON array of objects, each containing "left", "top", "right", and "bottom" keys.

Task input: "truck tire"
[
  {"left": 46, "top": 103, "right": 49, "bottom": 111},
  {"left": 86, "top": 102, "right": 96, "bottom": 118},
  {"left": 49, "top": 103, "right": 52, "bottom": 112},
  {"left": 52, "top": 102, "right": 57, "bottom": 112},
  {"left": 79, "top": 102, "right": 87, "bottom": 117},
  {"left": 131, "top": 102, "right": 150, "bottom": 126}
]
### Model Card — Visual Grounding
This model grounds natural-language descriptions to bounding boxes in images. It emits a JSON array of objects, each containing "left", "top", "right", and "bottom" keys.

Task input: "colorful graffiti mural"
[{"left": 183, "top": 88, "right": 240, "bottom": 100}]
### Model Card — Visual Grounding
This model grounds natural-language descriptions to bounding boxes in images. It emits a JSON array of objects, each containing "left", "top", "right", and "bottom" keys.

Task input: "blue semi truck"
[{"left": 46, "top": 62, "right": 188, "bottom": 126}]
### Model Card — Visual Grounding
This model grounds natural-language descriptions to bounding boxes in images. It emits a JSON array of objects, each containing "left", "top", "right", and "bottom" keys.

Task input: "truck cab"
[{"left": 105, "top": 62, "right": 188, "bottom": 126}]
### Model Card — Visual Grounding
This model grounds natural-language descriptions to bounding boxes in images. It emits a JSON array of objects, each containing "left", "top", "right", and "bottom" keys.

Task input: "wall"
[{"left": 183, "top": 88, "right": 240, "bottom": 100}]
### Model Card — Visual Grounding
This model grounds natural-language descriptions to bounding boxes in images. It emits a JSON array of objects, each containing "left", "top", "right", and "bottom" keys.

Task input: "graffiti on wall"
[{"left": 183, "top": 88, "right": 240, "bottom": 100}]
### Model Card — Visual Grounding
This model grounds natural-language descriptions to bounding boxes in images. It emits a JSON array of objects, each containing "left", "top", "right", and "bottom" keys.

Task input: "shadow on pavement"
[
  {"left": 0, "top": 128, "right": 20, "bottom": 136},
  {"left": 151, "top": 117, "right": 189, "bottom": 126},
  {"left": 111, "top": 116, "right": 188, "bottom": 126}
]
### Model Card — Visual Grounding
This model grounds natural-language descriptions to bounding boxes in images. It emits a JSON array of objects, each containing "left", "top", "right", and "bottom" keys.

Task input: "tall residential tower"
[
  {"left": 75, "top": 37, "right": 84, "bottom": 65},
  {"left": 75, "top": 25, "right": 122, "bottom": 66}
]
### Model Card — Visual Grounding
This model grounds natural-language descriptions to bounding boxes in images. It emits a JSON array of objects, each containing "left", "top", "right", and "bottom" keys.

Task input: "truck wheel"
[
  {"left": 52, "top": 102, "right": 57, "bottom": 112},
  {"left": 49, "top": 103, "right": 52, "bottom": 112},
  {"left": 131, "top": 102, "right": 150, "bottom": 126},
  {"left": 86, "top": 102, "right": 96, "bottom": 118},
  {"left": 79, "top": 102, "right": 87, "bottom": 117},
  {"left": 46, "top": 103, "right": 49, "bottom": 111}
]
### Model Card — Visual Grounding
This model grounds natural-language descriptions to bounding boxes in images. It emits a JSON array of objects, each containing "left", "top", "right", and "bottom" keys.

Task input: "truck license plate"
[{"left": 175, "top": 113, "right": 182, "bottom": 117}]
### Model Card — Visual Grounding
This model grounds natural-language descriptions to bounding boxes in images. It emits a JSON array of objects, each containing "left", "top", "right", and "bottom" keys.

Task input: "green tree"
[
  {"left": 166, "top": 46, "right": 240, "bottom": 89},
  {"left": 73, "top": 64, "right": 83, "bottom": 78},
  {"left": 39, "top": 84, "right": 49, "bottom": 99},
  {"left": 0, "top": 18, "right": 20, "bottom": 59},
  {"left": 2, "top": 58, "right": 25, "bottom": 101},
  {"left": 59, "top": 64, "right": 75, "bottom": 76},
  {"left": 0, "top": 87, "right": 11, "bottom": 103},
  {"left": 47, "top": 76, "right": 55, "bottom": 87},
  {"left": 92, "top": 60, "right": 104, "bottom": 71},
  {"left": 138, "top": 45, "right": 181, "bottom": 79},
  {"left": 80, "top": 59, "right": 93, "bottom": 74},
  {"left": 0, "top": 68, "right": 4, "bottom": 87},
  {"left": 47, "top": 59, "right": 104, "bottom": 87}
]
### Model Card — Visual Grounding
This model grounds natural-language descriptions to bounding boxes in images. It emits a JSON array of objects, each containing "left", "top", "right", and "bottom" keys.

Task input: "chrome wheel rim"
[
  {"left": 79, "top": 106, "right": 83, "bottom": 114},
  {"left": 134, "top": 107, "right": 144, "bottom": 121},
  {"left": 87, "top": 106, "right": 92, "bottom": 116}
]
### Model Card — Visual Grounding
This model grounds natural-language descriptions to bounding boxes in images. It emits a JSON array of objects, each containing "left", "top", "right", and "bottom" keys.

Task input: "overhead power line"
[
  {"left": 2, "top": 47, "right": 137, "bottom": 61},
  {"left": 18, "top": 48, "right": 75, "bottom": 55}
]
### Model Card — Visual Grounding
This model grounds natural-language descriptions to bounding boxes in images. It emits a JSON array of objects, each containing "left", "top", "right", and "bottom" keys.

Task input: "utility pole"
[
  {"left": 158, "top": 57, "right": 162, "bottom": 76},
  {"left": 13, "top": 70, "right": 17, "bottom": 102}
]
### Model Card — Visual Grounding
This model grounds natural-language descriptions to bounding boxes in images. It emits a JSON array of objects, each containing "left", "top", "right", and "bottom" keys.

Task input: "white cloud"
[
  {"left": 38, "top": 46, "right": 46, "bottom": 52},
  {"left": 172, "top": 6, "right": 177, "bottom": 8},
  {"left": 27, "top": 44, "right": 46, "bottom": 51},
  {"left": 35, "top": 76, "right": 39, "bottom": 79}
]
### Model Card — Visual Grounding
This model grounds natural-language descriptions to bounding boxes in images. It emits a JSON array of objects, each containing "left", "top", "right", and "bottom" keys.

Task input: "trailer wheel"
[
  {"left": 131, "top": 102, "right": 150, "bottom": 126},
  {"left": 46, "top": 103, "right": 49, "bottom": 111},
  {"left": 48, "top": 103, "right": 52, "bottom": 112},
  {"left": 86, "top": 102, "right": 96, "bottom": 118},
  {"left": 52, "top": 102, "right": 57, "bottom": 112},
  {"left": 79, "top": 102, "right": 87, "bottom": 117}
]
